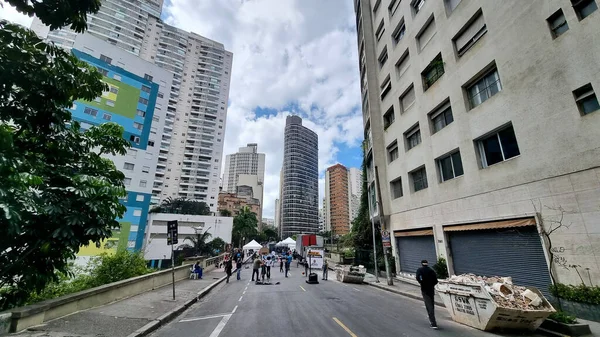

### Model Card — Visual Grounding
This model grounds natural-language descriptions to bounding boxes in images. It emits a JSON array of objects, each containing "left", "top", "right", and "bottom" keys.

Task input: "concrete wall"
[{"left": 356, "top": 0, "right": 600, "bottom": 285}]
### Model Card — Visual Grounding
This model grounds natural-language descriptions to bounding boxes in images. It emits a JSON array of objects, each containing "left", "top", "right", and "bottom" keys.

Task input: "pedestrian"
[
  {"left": 193, "top": 261, "right": 202, "bottom": 279},
  {"left": 225, "top": 256, "right": 233, "bottom": 283},
  {"left": 285, "top": 253, "right": 292, "bottom": 278},
  {"left": 260, "top": 259, "right": 267, "bottom": 282},
  {"left": 252, "top": 255, "right": 261, "bottom": 281},
  {"left": 322, "top": 259, "right": 328, "bottom": 280},
  {"left": 416, "top": 259, "right": 439, "bottom": 329},
  {"left": 279, "top": 256, "right": 284, "bottom": 273},
  {"left": 265, "top": 256, "right": 272, "bottom": 281},
  {"left": 236, "top": 256, "right": 243, "bottom": 281}
]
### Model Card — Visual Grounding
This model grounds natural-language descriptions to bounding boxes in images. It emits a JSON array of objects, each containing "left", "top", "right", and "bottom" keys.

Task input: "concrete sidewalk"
[
  {"left": 364, "top": 273, "right": 445, "bottom": 307},
  {"left": 11, "top": 269, "right": 230, "bottom": 337}
]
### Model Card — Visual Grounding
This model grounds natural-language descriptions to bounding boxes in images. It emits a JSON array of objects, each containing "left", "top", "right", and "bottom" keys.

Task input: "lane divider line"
[
  {"left": 243, "top": 290, "right": 246, "bottom": 295},
  {"left": 238, "top": 296, "right": 243, "bottom": 302},
  {"left": 232, "top": 305, "right": 238, "bottom": 314},
  {"left": 299, "top": 286, "right": 306, "bottom": 292},
  {"left": 352, "top": 287, "right": 361, "bottom": 292},
  {"left": 179, "top": 313, "right": 230, "bottom": 323},
  {"left": 208, "top": 314, "right": 232, "bottom": 337},
  {"left": 333, "top": 317, "right": 358, "bottom": 337}
]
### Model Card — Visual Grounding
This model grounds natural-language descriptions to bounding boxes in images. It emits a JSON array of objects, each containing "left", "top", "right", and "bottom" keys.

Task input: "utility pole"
[
  {"left": 375, "top": 166, "right": 393, "bottom": 286},
  {"left": 366, "top": 184, "right": 380, "bottom": 283},
  {"left": 167, "top": 220, "right": 179, "bottom": 300}
]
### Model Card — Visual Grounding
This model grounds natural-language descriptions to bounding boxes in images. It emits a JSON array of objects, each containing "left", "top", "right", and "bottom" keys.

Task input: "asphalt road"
[{"left": 150, "top": 265, "right": 542, "bottom": 337}]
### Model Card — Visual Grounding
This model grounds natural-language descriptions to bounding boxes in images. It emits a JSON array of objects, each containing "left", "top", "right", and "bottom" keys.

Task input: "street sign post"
[
  {"left": 381, "top": 230, "right": 391, "bottom": 248},
  {"left": 167, "top": 220, "right": 178, "bottom": 300}
]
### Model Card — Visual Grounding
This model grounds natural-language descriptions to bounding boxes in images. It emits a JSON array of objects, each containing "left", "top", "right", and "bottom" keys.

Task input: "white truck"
[{"left": 295, "top": 234, "right": 324, "bottom": 263}]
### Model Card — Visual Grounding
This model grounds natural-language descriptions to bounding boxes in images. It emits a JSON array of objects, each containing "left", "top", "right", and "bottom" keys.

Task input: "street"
[{"left": 149, "top": 265, "right": 542, "bottom": 337}]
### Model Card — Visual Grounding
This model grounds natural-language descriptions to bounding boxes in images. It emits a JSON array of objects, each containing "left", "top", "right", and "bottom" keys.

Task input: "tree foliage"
[
  {"left": 0, "top": 20, "right": 129, "bottom": 304},
  {"left": 149, "top": 197, "right": 211, "bottom": 215},
  {"left": 232, "top": 207, "right": 258, "bottom": 247},
  {"left": 181, "top": 231, "right": 212, "bottom": 256},
  {"left": 5, "top": 0, "right": 102, "bottom": 33},
  {"left": 219, "top": 209, "right": 232, "bottom": 217}
]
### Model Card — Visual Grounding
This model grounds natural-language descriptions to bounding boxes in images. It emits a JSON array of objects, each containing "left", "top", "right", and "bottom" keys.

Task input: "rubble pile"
[{"left": 448, "top": 274, "right": 549, "bottom": 310}]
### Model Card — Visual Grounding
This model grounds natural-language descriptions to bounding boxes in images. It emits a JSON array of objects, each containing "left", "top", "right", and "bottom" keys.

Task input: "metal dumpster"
[
  {"left": 436, "top": 280, "right": 555, "bottom": 331},
  {"left": 335, "top": 265, "right": 366, "bottom": 284}
]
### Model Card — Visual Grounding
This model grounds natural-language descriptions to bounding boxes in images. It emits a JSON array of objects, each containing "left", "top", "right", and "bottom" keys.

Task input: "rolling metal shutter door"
[
  {"left": 397, "top": 235, "right": 437, "bottom": 273},
  {"left": 449, "top": 226, "right": 552, "bottom": 295}
]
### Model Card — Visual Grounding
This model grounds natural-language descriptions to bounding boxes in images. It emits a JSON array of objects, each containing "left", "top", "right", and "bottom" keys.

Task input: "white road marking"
[
  {"left": 179, "top": 313, "right": 230, "bottom": 323},
  {"left": 244, "top": 287, "right": 248, "bottom": 291},
  {"left": 352, "top": 287, "right": 361, "bottom": 292},
  {"left": 243, "top": 290, "right": 246, "bottom": 295},
  {"left": 232, "top": 305, "right": 238, "bottom": 314},
  {"left": 238, "top": 296, "right": 243, "bottom": 302},
  {"left": 208, "top": 314, "right": 232, "bottom": 337}
]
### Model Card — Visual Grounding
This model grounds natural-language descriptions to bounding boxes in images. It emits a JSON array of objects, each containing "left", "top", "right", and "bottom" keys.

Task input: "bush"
[
  {"left": 88, "top": 250, "right": 153, "bottom": 287},
  {"left": 433, "top": 257, "right": 449, "bottom": 279},
  {"left": 549, "top": 283, "right": 600, "bottom": 305},
  {"left": 549, "top": 311, "right": 578, "bottom": 324}
]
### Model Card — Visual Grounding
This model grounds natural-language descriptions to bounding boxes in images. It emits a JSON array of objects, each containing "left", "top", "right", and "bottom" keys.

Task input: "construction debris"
[{"left": 447, "top": 274, "right": 548, "bottom": 310}]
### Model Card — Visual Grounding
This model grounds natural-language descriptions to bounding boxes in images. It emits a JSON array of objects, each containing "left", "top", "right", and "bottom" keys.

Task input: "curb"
[
  {"left": 125, "top": 271, "right": 233, "bottom": 337},
  {"left": 366, "top": 282, "right": 446, "bottom": 307}
]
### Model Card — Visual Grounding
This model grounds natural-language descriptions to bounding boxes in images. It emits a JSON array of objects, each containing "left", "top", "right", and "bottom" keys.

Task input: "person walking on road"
[
  {"left": 224, "top": 256, "right": 233, "bottom": 283},
  {"left": 322, "top": 259, "right": 329, "bottom": 280},
  {"left": 252, "top": 255, "right": 262, "bottom": 281},
  {"left": 236, "top": 256, "right": 243, "bottom": 281},
  {"left": 416, "top": 259, "right": 439, "bottom": 329},
  {"left": 284, "top": 253, "right": 292, "bottom": 278},
  {"left": 279, "top": 256, "right": 284, "bottom": 273},
  {"left": 265, "top": 256, "right": 272, "bottom": 281}
]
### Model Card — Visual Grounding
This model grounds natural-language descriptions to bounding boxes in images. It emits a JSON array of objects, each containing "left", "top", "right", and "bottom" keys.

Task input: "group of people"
[{"left": 252, "top": 250, "right": 294, "bottom": 282}]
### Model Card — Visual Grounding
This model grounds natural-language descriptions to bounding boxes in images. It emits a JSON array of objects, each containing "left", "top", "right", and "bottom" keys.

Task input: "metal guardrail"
[{"left": 202, "top": 253, "right": 226, "bottom": 268}]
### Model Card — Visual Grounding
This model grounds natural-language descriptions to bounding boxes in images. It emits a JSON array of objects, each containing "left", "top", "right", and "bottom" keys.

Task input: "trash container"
[{"left": 436, "top": 280, "right": 555, "bottom": 331}]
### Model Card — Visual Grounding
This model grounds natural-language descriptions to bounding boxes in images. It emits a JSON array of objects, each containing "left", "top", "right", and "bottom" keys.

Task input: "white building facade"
[
  {"left": 355, "top": 0, "right": 600, "bottom": 292},
  {"left": 348, "top": 167, "right": 363, "bottom": 222},
  {"left": 32, "top": 0, "right": 233, "bottom": 212},
  {"left": 222, "top": 143, "right": 266, "bottom": 192}
]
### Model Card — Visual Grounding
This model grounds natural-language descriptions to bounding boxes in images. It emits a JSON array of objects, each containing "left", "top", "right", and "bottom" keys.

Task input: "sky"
[{"left": 0, "top": 0, "right": 364, "bottom": 219}]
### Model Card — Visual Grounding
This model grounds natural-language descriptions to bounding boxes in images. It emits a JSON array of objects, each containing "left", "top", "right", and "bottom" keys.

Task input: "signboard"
[
  {"left": 381, "top": 230, "right": 391, "bottom": 248},
  {"left": 167, "top": 220, "right": 178, "bottom": 245},
  {"left": 306, "top": 249, "right": 324, "bottom": 269}
]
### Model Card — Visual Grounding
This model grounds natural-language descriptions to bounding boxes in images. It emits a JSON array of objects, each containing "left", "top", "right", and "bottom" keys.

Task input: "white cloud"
[
  {"left": 0, "top": 1, "right": 34, "bottom": 27},
  {"left": 164, "top": 0, "right": 363, "bottom": 219}
]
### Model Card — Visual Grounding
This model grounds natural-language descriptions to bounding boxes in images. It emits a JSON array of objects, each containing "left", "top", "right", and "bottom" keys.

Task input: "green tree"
[
  {"left": 208, "top": 237, "right": 226, "bottom": 255},
  {"left": 149, "top": 197, "right": 211, "bottom": 215},
  {"left": 261, "top": 225, "right": 279, "bottom": 242},
  {"left": 0, "top": 20, "right": 128, "bottom": 306},
  {"left": 181, "top": 231, "right": 212, "bottom": 256},
  {"left": 219, "top": 209, "right": 232, "bottom": 217},
  {"left": 4, "top": 0, "right": 101, "bottom": 33},
  {"left": 232, "top": 207, "right": 258, "bottom": 247}
]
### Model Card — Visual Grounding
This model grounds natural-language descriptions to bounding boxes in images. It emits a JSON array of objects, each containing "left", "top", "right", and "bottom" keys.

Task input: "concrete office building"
[
  {"left": 355, "top": 0, "right": 600, "bottom": 291},
  {"left": 274, "top": 198, "right": 281, "bottom": 229},
  {"left": 32, "top": 0, "right": 233, "bottom": 211},
  {"left": 348, "top": 167, "right": 364, "bottom": 222},
  {"left": 69, "top": 34, "right": 172, "bottom": 256},
  {"left": 279, "top": 116, "right": 319, "bottom": 238},
  {"left": 262, "top": 218, "right": 275, "bottom": 228},
  {"left": 222, "top": 143, "right": 266, "bottom": 220},
  {"left": 325, "top": 164, "right": 352, "bottom": 236}
]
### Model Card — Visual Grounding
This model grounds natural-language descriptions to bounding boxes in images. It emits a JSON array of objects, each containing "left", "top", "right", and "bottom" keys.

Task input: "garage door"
[
  {"left": 396, "top": 230, "right": 437, "bottom": 273},
  {"left": 448, "top": 222, "right": 552, "bottom": 295}
]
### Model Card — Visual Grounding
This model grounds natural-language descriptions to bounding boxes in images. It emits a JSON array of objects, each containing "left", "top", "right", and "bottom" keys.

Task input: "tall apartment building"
[
  {"left": 279, "top": 116, "right": 319, "bottom": 238},
  {"left": 348, "top": 167, "right": 364, "bottom": 222},
  {"left": 325, "top": 164, "right": 351, "bottom": 236},
  {"left": 274, "top": 198, "right": 281, "bottom": 229},
  {"left": 222, "top": 143, "right": 266, "bottom": 220},
  {"left": 31, "top": 0, "right": 233, "bottom": 212},
  {"left": 69, "top": 34, "right": 172, "bottom": 257},
  {"left": 355, "top": 0, "right": 600, "bottom": 291}
]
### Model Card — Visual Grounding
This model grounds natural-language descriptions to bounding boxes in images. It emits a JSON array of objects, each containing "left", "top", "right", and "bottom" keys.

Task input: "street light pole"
[{"left": 366, "top": 185, "right": 380, "bottom": 283}]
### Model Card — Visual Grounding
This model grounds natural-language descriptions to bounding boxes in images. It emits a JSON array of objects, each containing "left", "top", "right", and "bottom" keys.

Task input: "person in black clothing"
[
  {"left": 235, "top": 257, "right": 243, "bottom": 281},
  {"left": 416, "top": 259, "right": 439, "bottom": 329},
  {"left": 224, "top": 257, "right": 233, "bottom": 283}
]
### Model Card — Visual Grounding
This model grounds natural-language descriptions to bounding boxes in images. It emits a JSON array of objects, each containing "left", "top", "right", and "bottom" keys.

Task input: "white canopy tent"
[
  {"left": 243, "top": 240, "right": 262, "bottom": 255},
  {"left": 280, "top": 237, "right": 296, "bottom": 251}
]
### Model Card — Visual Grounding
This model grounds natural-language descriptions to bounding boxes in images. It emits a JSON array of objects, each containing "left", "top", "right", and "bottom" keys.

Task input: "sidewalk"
[
  {"left": 364, "top": 273, "right": 445, "bottom": 307},
  {"left": 11, "top": 269, "right": 230, "bottom": 337}
]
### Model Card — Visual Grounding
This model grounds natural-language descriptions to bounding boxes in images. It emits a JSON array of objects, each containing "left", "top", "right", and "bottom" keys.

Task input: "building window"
[
  {"left": 430, "top": 100, "right": 453, "bottom": 133},
  {"left": 84, "top": 107, "right": 98, "bottom": 116},
  {"left": 136, "top": 195, "right": 144, "bottom": 202},
  {"left": 445, "top": 0, "right": 462, "bottom": 13},
  {"left": 137, "top": 109, "right": 146, "bottom": 117},
  {"left": 392, "top": 19, "right": 406, "bottom": 44},
  {"left": 453, "top": 11, "right": 487, "bottom": 56},
  {"left": 141, "top": 85, "right": 152, "bottom": 93},
  {"left": 144, "top": 74, "right": 153, "bottom": 81},
  {"left": 405, "top": 124, "right": 421, "bottom": 150},
  {"left": 106, "top": 100, "right": 115, "bottom": 107},
  {"left": 133, "top": 209, "right": 142, "bottom": 217},
  {"left": 547, "top": 9, "right": 569, "bottom": 38},
  {"left": 142, "top": 166, "right": 150, "bottom": 173},
  {"left": 467, "top": 67, "right": 502, "bottom": 108},
  {"left": 389, "top": 0, "right": 401, "bottom": 16},
  {"left": 571, "top": 0, "right": 598, "bottom": 20},
  {"left": 139, "top": 180, "right": 147, "bottom": 188},
  {"left": 378, "top": 46, "right": 388, "bottom": 68},
  {"left": 100, "top": 54, "right": 112, "bottom": 64},
  {"left": 96, "top": 67, "right": 108, "bottom": 76},
  {"left": 416, "top": 16, "right": 436, "bottom": 51},
  {"left": 109, "top": 86, "right": 118, "bottom": 94},
  {"left": 438, "top": 151, "right": 464, "bottom": 182},
  {"left": 123, "top": 162, "right": 135, "bottom": 170},
  {"left": 573, "top": 83, "right": 600, "bottom": 115},
  {"left": 138, "top": 97, "right": 149, "bottom": 105},
  {"left": 373, "top": 0, "right": 382, "bottom": 12},
  {"left": 476, "top": 124, "right": 520, "bottom": 167},
  {"left": 129, "top": 135, "right": 140, "bottom": 144},
  {"left": 380, "top": 75, "right": 392, "bottom": 99},
  {"left": 387, "top": 140, "right": 399, "bottom": 162},
  {"left": 133, "top": 122, "right": 143, "bottom": 130},
  {"left": 102, "top": 113, "right": 112, "bottom": 121},
  {"left": 411, "top": 167, "right": 428, "bottom": 192},
  {"left": 375, "top": 19, "right": 385, "bottom": 41},
  {"left": 400, "top": 84, "right": 415, "bottom": 112},
  {"left": 148, "top": 140, "right": 155, "bottom": 147},
  {"left": 422, "top": 54, "right": 444, "bottom": 90},
  {"left": 395, "top": 49, "right": 410, "bottom": 78},
  {"left": 113, "top": 74, "right": 122, "bottom": 81},
  {"left": 411, "top": 0, "right": 426, "bottom": 15},
  {"left": 390, "top": 178, "right": 403, "bottom": 199},
  {"left": 383, "top": 106, "right": 395, "bottom": 129},
  {"left": 124, "top": 178, "right": 131, "bottom": 186}
]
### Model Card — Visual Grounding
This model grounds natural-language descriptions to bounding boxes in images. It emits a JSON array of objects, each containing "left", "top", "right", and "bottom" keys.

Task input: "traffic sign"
[
  {"left": 381, "top": 230, "right": 391, "bottom": 248},
  {"left": 167, "top": 220, "right": 178, "bottom": 245}
]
